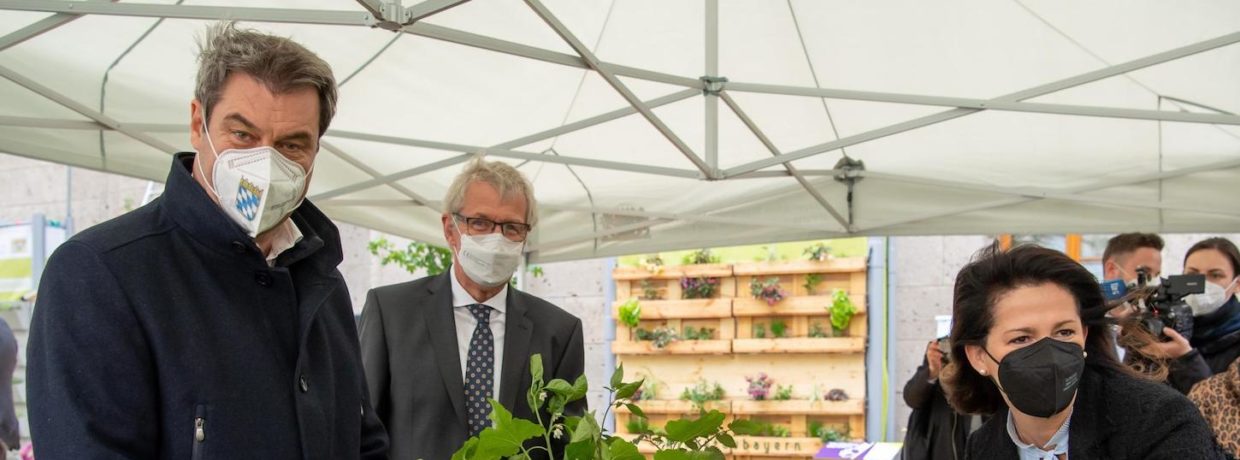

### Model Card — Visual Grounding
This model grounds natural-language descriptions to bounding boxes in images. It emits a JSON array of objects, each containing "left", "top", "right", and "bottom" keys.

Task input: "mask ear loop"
[{"left": 195, "top": 109, "right": 223, "bottom": 201}]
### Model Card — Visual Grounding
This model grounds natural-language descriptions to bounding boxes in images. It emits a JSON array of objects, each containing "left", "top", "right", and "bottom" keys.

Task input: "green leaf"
[
  {"left": 474, "top": 399, "right": 545, "bottom": 458},
  {"left": 653, "top": 449, "right": 692, "bottom": 460},
  {"left": 727, "top": 419, "right": 764, "bottom": 436},
  {"left": 565, "top": 440, "right": 597, "bottom": 460},
  {"left": 624, "top": 403, "right": 646, "bottom": 420},
  {"left": 664, "top": 410, "right": 725, "bottom": 443},
  {"left": 530, "top": 354, "right": 545, "bottom": 388},
  {"left": 611, "top": 363, "right": 625, "bottom": 388},
  {"left": 693, "top": 447, "right": 727, "bottom": 460},
  {"left": 614, "top": 380, "right": 643, "bottom": 400},
  {"left": 607, "top": 439, "right": 646, "bottom": 460},
  {"left": 571, "top": 414, "right": 601, "bottom": 443},
  {"left": 545, "top": 378, "right": 575, "bottom": 396},
  {"left": 716, "top": 433, "right": 737, "bottom": 448},
  {"left": 572, "top": 374, "right": 589, "bottom": 401},
  {"left": 450, "top": 437, "right": 478, "bottom": 460}
]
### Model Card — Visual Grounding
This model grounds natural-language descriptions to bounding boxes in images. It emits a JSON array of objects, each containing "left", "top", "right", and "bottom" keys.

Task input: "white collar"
[
  {"left": 450, "top": 267, "right": 508, "bottom": 313},
  {"left": 264, "top": 218, "right": 303, "bottom": 266},
  {"left": 1007, "top": 411, "right": 1071, "bottom": 457}
]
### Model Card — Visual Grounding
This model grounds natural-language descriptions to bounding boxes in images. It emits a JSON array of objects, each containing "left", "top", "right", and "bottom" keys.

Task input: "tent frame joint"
[{"left": 700, "top": 75, "right": 728, "bottom": 96}]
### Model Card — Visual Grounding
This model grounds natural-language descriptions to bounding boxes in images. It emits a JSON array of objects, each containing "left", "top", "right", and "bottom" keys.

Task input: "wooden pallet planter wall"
[{"left": 613, "top": 257, "right": 869, "bottom": 459}]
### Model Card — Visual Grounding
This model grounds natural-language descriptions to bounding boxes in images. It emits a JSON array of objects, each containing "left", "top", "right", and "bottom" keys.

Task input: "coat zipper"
[{"left": 193, "top": 405, "right": 207, "bottom": 460}]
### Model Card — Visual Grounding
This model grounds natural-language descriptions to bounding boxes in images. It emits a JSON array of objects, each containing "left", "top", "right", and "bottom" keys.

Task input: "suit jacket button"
[
  {"left": 299, "top": 374, "right": 309, "bottom": 393},
  {"left": 255, "top": 271, "right": 273, "bottom": 287}
]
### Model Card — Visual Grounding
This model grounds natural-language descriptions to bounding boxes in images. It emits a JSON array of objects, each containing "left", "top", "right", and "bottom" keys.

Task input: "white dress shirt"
[
  {"left": 1007, "top": 411, "right": 1071, "bottom": 460},
  {"left": 450, "top": 268, "right": 506, "bottom": 401},
  {"left": 264, "top": 218, "right": 303, "bottom": 267}
]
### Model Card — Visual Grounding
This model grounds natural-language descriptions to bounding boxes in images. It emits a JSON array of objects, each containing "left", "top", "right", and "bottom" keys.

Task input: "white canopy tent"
[{"left": 0, "top": 0, "right": 1238, "bottom": 263}]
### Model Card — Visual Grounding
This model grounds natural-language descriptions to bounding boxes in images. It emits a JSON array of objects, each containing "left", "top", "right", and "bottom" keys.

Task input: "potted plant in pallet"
[
  {"left": 829, "top": 289, "right": 857, "bottom": 337},
  {"left": 749, "top": 277, "right": 787, "bottom": 306}
]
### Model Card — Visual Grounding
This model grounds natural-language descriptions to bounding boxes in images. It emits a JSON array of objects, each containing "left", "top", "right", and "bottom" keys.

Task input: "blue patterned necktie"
[{"left": 465, "top": 304, "right": 495, "bottom": 437}]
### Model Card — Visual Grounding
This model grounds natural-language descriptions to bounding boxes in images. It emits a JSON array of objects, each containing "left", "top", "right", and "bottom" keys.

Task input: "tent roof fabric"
[{"left": 1, "top": 0, "right": 1239, "bottom": 263}]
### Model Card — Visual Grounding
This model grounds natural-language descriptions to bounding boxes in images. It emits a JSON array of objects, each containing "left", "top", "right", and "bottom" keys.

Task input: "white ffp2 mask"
[
  {"left": 1187, "top": 278, "right": 1239, "bottom": 317},
  {"left": 455, "top": 221, "right": 523, "bottom": 287},
  {"left": 197, "top": 125, "right": 310, "bottom": 238}
]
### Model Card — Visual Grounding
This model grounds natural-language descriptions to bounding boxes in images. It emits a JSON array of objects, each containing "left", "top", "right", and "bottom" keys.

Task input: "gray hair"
[
  {"left": 444, "top": 158, "right": 538, "bottom": 226},
  {"left": 195, "top": 22, "right": 337, "bottom": 136}
]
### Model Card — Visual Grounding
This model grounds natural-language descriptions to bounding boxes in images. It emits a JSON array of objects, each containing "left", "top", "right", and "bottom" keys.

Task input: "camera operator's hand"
[
  {"left": 926, "top": 341, "right": 945, "bottom": 380},
  {"left": 1138, "top": 327, "right": 1193, "bottom": 359}
]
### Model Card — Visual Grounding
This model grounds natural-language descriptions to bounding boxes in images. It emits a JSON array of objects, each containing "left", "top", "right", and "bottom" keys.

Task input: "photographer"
[
  {"left": 942, "top": 244, "right": 1224, "bottom": 459},
  {"left": 1104, "top": 233, "right": 1212, "bottom": 394},
  {"left": 903, "top": 338, "right": 974, "bottom": 460}
]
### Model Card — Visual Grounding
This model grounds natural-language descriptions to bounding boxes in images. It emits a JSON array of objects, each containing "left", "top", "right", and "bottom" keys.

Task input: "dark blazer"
[
  {"left": 0, "top": 319, "right": 18, "bottom": 450},
  {"left": 965, "top": 364, "right": 1225, "bottom": 460},
  {"left": 27, "top": 154, "right": 389, "bottom": 459},
  {"left": 903, "top": 357, "right": 970, "bottom": 460},
  {"left": 360, "top": 271, "right": 585, "bottom": 460}
]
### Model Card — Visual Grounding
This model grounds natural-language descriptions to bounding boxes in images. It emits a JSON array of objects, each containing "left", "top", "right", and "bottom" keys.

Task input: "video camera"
[{"left": 1105, "top": 268, "right": 1205, "bottom": 339}]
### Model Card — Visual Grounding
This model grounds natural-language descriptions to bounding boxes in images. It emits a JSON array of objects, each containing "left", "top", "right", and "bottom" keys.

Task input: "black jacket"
[
  {"left": 360, "top": 271, "right": 586, "bottom": 460},
  {"left": 1169, "top": 330, "right": 1240, "bottom": 394},
  {"left": 0, "top": 319, "right": 18, "bottom": 450},
  {"left": 965, "top": 364, "right": 1224, "bottom": 460},
  {"left": 27, "top": 153, "right": 389, "bottom": 459},
  {"left": 903, "top": 357, "right": 969, "bottom": 460}
]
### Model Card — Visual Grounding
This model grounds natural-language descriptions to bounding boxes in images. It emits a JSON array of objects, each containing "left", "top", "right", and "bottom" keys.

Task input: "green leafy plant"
[
  {"left": 452, "top": 357, "right": 764, "bottom": 460},
  {"left": 804, "top": 273, "right": 823, "bottom": 295},
  {"left": 749, "top": 277, "right": 788, "bottom": 306},
  {"left": 618, "top": 298, "right": 642, "bottom": 329},
  {"left": 639, "top": 280, "right": 663, "bottom": 300},
  {"left": 829, "top": 289, "right": 857, "bottom": 336},
  {"left": 770, "top": 319, "right": 788, "bottom": 338},
  {"left": 680, "top": 276, "right": 720, "bottom": 299},
  {"left": 368, "top": 237, "right": 453, "bottom": 276},
  {"left": 679, "top": 380, "right": 727, "bottom": 411},
  {"left": 734, "top": 419, "right": 791, "bottom": 438},
  {"left": 809, "top": 422, "right": 848, "bottom": 443},
  {"left": 644, "top": 326, "right": 679, "bottom": 349},
  {"left": 809, "top": 322, "right": 829, "bottom": 338},
  {"left": 682, "top": 248, "right": 721, "bottom": 265},
  {"left": 753, "top": 323, "right": 767, "bottom": 339},
  {"left": 639, "top": 254, "right": 665, "bottom": 274},
  {"left": 804, "top": 242, "right": 832, "bottom": 262},
  {"left": 774, "top": 385, "right": 793, "bottom": 401},
  {"left": 683, "top": 326, "right": 716, "bottom": 341}
]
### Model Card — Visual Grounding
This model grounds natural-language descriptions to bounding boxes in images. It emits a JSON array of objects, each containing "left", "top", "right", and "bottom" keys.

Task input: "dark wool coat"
[{"left": 27, "top": 153, "right": 389, "bottom": 459}]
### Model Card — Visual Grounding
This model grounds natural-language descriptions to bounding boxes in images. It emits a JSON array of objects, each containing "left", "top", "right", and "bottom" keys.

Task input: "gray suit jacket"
[{"left": 359, "top": 271, "right": 586, "bottom": 460}]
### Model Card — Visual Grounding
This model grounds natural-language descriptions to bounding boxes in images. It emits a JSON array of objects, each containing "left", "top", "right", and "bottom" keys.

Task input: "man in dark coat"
[
  {"left": 0, "top": 318, "right": 18, "bottom": 452},
  {"left": 360, "top": 159, "right": 586, "bottom": 460},
  {"left": 26, "top": 23, "right": 388, "bottom": 459}
]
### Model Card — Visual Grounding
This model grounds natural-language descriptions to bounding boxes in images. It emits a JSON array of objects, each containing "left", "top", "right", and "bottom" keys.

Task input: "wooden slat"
[
  {"left": 613, "top": 263, "right": 734, "bottom": 280},
  {"left": 732, "top": 296, "right": 867, "bottom": 317},
  {"left": 733, "top": 258, "right": 866, "bottom": 276},
  {"left": 615, "top": 399, "right": 729, "bottom": 414},
  {"left": 732, "top": 338, "right": 866, "bottom": 354},
  {"left": 731, "top": 436, "right": 823, "bottom": 457},
  {"left": 732, "top": 399, "right": 864, "bottom": 416},
  {"left": 613, "top": 340, "right": 733, "bottom": 355},
  {"left": 613, "top": 299, "right": 734, "bottom": 319}
]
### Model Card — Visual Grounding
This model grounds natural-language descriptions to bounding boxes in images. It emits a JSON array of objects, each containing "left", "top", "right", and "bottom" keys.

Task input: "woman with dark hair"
[{"left": 941, "top": 244, "right": 1223, "bottom": 459}]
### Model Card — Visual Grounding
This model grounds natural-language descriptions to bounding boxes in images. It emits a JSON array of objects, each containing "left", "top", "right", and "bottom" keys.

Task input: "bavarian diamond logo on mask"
[{"left": 235, "top": 178, "right": 265, "bottom": 222}]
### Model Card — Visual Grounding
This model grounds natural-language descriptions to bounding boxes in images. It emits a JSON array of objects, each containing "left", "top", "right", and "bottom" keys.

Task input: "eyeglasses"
[{"left": 453, "top": 213, "right": 532, "bottom": 242}]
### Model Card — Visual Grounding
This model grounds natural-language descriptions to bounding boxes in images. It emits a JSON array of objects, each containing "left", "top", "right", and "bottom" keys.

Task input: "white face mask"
[
  {"left": 197, "top": 123, "right": 311, "bottom": 238},
  {"left": 1186, "top": 278, "right": 1239, "bottom": 317},
  {"left": 454, "top": 220, "right": 524, "bottom": 287}
]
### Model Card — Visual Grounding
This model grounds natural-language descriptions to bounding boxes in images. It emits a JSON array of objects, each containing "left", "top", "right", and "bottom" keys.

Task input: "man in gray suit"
[{"left": 359, "top": 158, "right": 585, "bottom": 460}]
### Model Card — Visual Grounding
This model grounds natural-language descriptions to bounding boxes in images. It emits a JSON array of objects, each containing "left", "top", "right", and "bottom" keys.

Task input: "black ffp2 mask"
[{"left": 984, "top": 337, "right": 1085, "bottom": 418}]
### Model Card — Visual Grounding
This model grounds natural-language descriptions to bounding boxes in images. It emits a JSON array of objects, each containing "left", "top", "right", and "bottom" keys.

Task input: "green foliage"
[
  {"left": 774, "top": 385, "right": 793, "bottom": 401},
  {"left": 829, "top": 289, "right": 857, "bottom": 335},
  {"left": 809, "top": 422, "right": 848, "bottom": 443},
  {"left": 648, "top": 326, "right": 680, "bottom": 349},
  {"left": 808, "top": 322, "right": 829, "bottom": 338},
  {"left": 368, "top": 237, "right": 454, "bottom": 276},
  {"left": 681, "top": 249, "right": 721, "bottom": 265},
  {"left": 733, "top": 419, "right": 791, "bottom": 438},
  {"left": 679, "top": 380, "right": 726, "bottom": 411},
  {"left": 618, "top": 299, "right": 642, "bottom": 329},
  {"left": 679, "top": 277, "right": 720, "bottom": 299},
  {"left": 753, "top": 323, "right": 767, "bottom": 339},
  {"left": 529, "top": 265, "right": 544, "bottom": 278},
  {"left": 749, "top": 277, "right": 787, "bottom": 306},
  {"left": 803, "top": 273, "right": 823, "bottom": 295},
  {"left": 640, "top": 280, "right": 663, "bottom": 300},
  {"left": 682, "top": 326, "right": 715, "bottom": 341},
  {"left": 804, "top": 243, "right": 832, "bottom": 262},
  {"left": 769, "top": 320, "right": 788, "bottom": 338}
]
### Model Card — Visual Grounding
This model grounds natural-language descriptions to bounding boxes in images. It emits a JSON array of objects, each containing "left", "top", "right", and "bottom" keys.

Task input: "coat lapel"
[
  {"left": 499, "top": 289, "right": 534, "bottom": 413},
  {"left": 1069, "top": 367, "right": 1110, "bottom": 459},
  {"left": 424, "top": 273, "right": 469, "bottom": 428}
]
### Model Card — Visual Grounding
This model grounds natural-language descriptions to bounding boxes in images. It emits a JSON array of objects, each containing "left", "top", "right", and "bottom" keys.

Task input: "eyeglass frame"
[{"left": 452, "top": 213, "right": 532, "bottom": 242}]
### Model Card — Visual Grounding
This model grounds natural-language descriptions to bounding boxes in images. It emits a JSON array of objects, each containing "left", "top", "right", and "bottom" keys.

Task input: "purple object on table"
[{"left": 815, "top": 442, "right": 875, "bottom": 459}]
